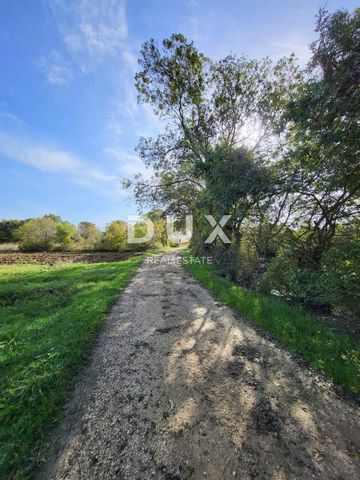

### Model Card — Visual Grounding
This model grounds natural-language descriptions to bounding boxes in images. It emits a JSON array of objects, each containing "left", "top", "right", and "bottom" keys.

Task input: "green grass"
[
  {"left": 184, "top": 255, "right": 360, "bottom": 394},
  {"left": 0, "top": 256, "right": 144, "bottom": 480}
]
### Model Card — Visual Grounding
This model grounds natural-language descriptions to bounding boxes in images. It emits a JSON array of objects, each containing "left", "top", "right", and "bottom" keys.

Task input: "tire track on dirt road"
[{"left": 36, "top": 252, "right": 360, "bottom": 479}]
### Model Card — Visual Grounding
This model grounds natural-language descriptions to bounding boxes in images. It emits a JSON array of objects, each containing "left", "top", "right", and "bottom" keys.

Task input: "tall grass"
[{"left": 0, "top": 256, "right": 144, "bottom": 479}]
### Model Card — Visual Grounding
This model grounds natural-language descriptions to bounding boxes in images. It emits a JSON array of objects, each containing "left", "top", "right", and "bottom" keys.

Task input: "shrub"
[
  {"left": 321, "top": 235, "right": 360, "bottom": 317},
  {"left": 17, "top": 217, "right": 58, "bottom": 252},
  {"left": 257, "top": 231, "right": 360, "bottom": 318},
  {"left": 78, "top": 222, "right": 101, "bottom": 249},
  {"left": 101, "top": 221, "right": 128, "bottom": 251},
  {"left": 145, "top": 210, "right": 168, "bottom": 246},
  {"left": 55, "top": 221, "right": 79, "bottom": 251},
  {"left": 0, "top": 220, "right": 28, "bottom": 243}
]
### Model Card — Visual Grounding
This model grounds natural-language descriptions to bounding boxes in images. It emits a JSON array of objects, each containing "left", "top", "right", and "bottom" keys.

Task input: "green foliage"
[
  {"left": 0, "top": 220, "right": 28, "bottom": 243},
  {"left": 144, "top": 210, "right": 168, "bottom": 246},
  {"left": 257, "top": 249, "right": 323, "bottom": 305},
  {"left": 129, "top": 221, "right": 149, "bottom": 251},
  {"left": 101, "top": 212, "right": 170, "bottom": 252},
  {"left": 17, "top": 217, "right": 59, "bottom": 252},
  {"left": 129, "top": 33, "right": 299, "bottom": 217},
  {"left": 135, "top": 33, "right": 208, "bottom": 116},
  {"left": 3, "top": 211, "right": 171, "bottom": 254},
  {"left": 197, "top": 146, "right": 269, "bottom": 217},
  {"left": 42, "top": 214, "right": 61, "bottom": 223},
  {"left": 16, "top": 217, "right": 83, "bottom": 252},
  {"left": 282, "top": 8, "right": 360, "bottom": 271},
  {"left": 101, "top": 220, "right": 128, "bottom": 251},
  {"left": 320, "top": 231, "right": 360, "bottom": 317},
  {"left": 78, "top": 221, "right": 96, "bottom": 238},
  {"left": 288, "top": 7, "right": 360, "bottom": 188},
  {"left": 257, "top": 223, "right": 360, "bottom": 317},
  {"left": 77, "top": 221, "right": 100, "bottom": 249},
  {"left": 184, "top": 253, "right": 360, "bottom": 393},
  {"left": 0, "top": 256, "right": 144, "bottom": 479},
  {"left": 128, "top": 7, "right": 360, "bottom": 321},
  {"left": 55, "top": 221, "right": 79, "bottom": 251}
]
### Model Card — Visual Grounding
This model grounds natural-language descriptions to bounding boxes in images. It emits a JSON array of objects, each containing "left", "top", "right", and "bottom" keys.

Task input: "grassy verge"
[
  {"left": 184, "top": 255, "right": 360, "bottom": 394},
  {"left": 0, "top": 255, "right": 144, "bottom": 479}
]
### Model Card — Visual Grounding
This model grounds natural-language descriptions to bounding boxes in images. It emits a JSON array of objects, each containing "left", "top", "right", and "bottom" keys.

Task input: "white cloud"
[
  {"left": 185, "top": 16, "right": 200, "bottom": 41},
  {"left": 37, "top": 51, "right": 73, "bottom": 86},
  {"left": 0, "top": 111, "right": 22, "bottom": 125},
  {"left": 121, "top": 49, "right": 138, "bottom": 68},
  {"left": 0, "top": 131, "right": 127, "bottom": 198},
  {"left": 105, "top": 75, "right": 163, "bottom": 139},
  {"left": 101, "top": 60, "right": 163, "bottom": 168},
  {"left": 98, "top": 58, "right": 164, "bottom": 186},
  {"left": 32, "top": 0, "right": 153, "bottom": 189},
  {"left": 40, "top": 0, "right": 128, "bottom": 82},
  {"left": 104, "top": 145, "right": 149, "bottom": 177},
  {"left": 62, "top": 1, "right": 127, "bottom": 63},
  {"left": 269, "top": 39, "right": 312, "bottom": 65},
  {"left": 184, "top": 0, "right": 199, "bottom": 8}
]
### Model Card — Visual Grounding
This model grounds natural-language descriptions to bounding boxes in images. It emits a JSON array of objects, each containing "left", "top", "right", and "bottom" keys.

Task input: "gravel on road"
[{"left": 36, "top": 253, "right": 360, "bottom": 480}]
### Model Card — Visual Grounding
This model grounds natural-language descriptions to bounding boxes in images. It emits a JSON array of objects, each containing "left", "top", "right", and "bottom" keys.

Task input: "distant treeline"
[
  {"left": 0, "top": 211, "right": 171, "bottom": 252},
  {"left": 0, "top": 219, "right": 29, "bottom": 243}
]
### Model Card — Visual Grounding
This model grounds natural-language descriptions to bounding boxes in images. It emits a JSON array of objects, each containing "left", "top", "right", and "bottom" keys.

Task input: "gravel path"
[{"left": 36, "top": 253, "right": 360, "bottom": 480}]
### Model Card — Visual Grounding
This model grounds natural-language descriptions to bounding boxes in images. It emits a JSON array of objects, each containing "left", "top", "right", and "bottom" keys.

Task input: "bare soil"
[
  {"left": 36, "top": 253, "right": 360, "bottom": 480},
  {"left": 0, "top": 251, "right": 139, "bottom": 265}
]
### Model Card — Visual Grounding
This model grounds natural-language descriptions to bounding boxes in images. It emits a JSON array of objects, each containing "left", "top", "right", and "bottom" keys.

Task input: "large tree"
[
  {"left": 127, "top": 34, "right": 299, "bottom": 221},
  {"left": 284, "top": 8, "right": 360, "bottom": 268}
]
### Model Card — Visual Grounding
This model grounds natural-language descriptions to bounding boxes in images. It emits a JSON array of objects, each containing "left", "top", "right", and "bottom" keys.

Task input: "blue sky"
[{"left": 0, "top": 0, "right": 357, "bottom": 228}]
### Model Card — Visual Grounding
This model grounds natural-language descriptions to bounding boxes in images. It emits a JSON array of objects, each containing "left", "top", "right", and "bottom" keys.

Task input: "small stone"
[{"left": 232, "top": 471, "right": 237, "bottom": 477}]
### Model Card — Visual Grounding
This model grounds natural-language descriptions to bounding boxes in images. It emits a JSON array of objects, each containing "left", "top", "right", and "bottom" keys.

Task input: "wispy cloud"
[
  {"left": 0, "top": 111, "right": 22, "bottom": 125},
  {"left": 186, "top": 16, "right": 200, "bottom": 41},
  {"left": 61, "top": 0, "right": 127, "bottom": 67},
  {"left": 104, "top": 145, "right": 152, "bottom": 177},
  {"left": 184, "top": 0, "right": 200, "bottom": 8},
  {"left": 269, "top": 39, "right": 312, "bottom": 64},
  {"left": 104, "top": 74, "right": 163, "bottom": 140},
  {"left": 33, "top": 0, "right": 152, "bottom": 188},
  {"left": 0, "top": 131, "right": 126, "bottom": 197},
  {"left": 39, "top": 0, "right": 159, "bottom": 175},
  {"left": 121, "top": 49, "right": 137, "bottom": 68},
  {"left": 37, "top": 51, "right": 73, "bottom": 86},
  {"left": 40, "top": 0, "right": 128, "bottom": 83}
]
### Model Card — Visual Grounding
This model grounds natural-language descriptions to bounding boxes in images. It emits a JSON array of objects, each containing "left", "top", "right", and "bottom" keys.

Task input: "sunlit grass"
[
  {"left": 184, "top": 255, "right": 360, "bottom": 394},
  {"left": 0, "top": 256, "right": 144, "bottom": 479}
]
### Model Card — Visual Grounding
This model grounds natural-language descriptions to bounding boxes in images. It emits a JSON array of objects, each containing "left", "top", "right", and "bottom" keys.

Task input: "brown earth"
[
  {"left": 36, "top": 252, "right": 360, "bottom": 480},
  {"left": 0, "top": 251, "right": 140, "bottom": 265}
]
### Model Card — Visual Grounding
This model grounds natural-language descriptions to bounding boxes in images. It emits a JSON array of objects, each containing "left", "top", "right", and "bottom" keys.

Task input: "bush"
[
  {"left": 144, "top": 210, "right": 168, "bottom": 247},
  {"left": 0, "top": 220, "right": 28, "bottom": 243},
  {"left": 17, "top": 217, "right": 58, "bottom": 252},
  {"left": 257, "top": 231, "right": 360, "bottom": 318},
  {"left": 101, "top": 221, "right": 128, "bottom": 251},
  {"left": 55, "top": 222, "right": 79, "bottom": 251},
  {"left": 128, "top": 221, "right": 153, "bottom": 251},
  {"left": 321, "top": 235, "right": 360, "bottom": 317},
  {"left": 78, "top": 222, "right": 101, "bottom": 250}
]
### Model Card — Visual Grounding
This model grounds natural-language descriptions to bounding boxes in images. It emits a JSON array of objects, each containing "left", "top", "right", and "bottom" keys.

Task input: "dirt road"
[{"left": 37, "top": 253, "right": 360, "bottom": 480}]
